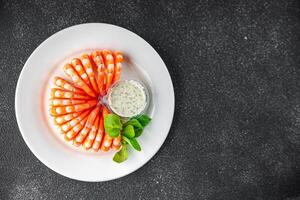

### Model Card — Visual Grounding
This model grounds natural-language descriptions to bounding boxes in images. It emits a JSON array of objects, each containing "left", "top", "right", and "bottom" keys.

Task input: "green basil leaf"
[
  {"left": 108, "top": 128, "right": 122, "bottom": 137},
  {"left": 104, "top": 114, "right": 122, "bottom": 138},
  {"left": 123, "top": 136, "right": 141, "bottom": 151},
  {"left": 134, "top": 115, "right": 151, "bottom": 127},
  {"left": 134, "top": 127, "right": 143, "bottom": 137},
  {"left": 124, "top": 118, "right": 143, "bottom": 128},
  {"left": 123, "top": 125, "right": 135, "bottom": 138},
  {"left": 113, "top": 143, "right": 128, "bottom": 163},
  {"left": 124, "top": 119, "right": 144, "bottom": 137}
]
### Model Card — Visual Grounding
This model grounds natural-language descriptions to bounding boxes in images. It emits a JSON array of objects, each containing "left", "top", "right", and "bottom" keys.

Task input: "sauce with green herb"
[{"left": 108, "top": 80, "right": 147, "bottom": 117}]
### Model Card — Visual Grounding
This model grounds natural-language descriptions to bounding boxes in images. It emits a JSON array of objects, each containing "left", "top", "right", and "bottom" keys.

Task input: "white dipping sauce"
[{"left": 108, "top": 80, "right": 147, "bottom": 117}]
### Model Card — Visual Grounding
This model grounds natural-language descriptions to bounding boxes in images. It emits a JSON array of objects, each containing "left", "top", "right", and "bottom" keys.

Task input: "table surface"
[{"left": 1, "top": 0, "right": 300, "bottom": 199}]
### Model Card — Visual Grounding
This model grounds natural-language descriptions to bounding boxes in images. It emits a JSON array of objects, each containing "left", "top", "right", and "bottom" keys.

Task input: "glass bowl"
[{"left": 102, "top": 80, "right": 150, "bottom": 119}]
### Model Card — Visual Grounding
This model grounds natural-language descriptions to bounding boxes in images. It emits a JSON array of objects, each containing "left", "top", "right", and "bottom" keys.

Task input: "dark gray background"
[{"left": 0, "top": 0, "right": 300, "bottom": 199}]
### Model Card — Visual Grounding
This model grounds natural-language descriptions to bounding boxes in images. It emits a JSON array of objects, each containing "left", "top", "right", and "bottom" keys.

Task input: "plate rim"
[{"left": 15, "top": 23, "right": 175, "bottom": 182}]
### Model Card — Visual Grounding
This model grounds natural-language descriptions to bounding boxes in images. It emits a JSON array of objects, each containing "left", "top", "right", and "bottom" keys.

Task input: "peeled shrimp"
[
  {"left": 73, "top": 106, "right": 101, "bottom": 145},
  {"left": 60, "top": 109, "right": 91, "bottom": 133},
  {"left": 92, "top": 116, "right": 104, "bottom": 151},
  {"left": 49, "top": 100, "right": 97, "bottom": 116},
  {"left": 50, "top": 88, "right": 91, "bottom": 100},
  {"left": 102, "top": 49, "right": 115, "bottom": 92},
  {"left": 91, "top": 50, "right": 106, "bottom": 95},
  {"left": 71, "top": 58, "right": 92, "bottom": 88},
  {"left": 53, "top": 112, "right": 82, "bottom": 125},
  {"left": 49, "top": 98, "right": 87, "bottom": 106},
  {"left": 81, "top": 54, "right": 99, "bottom": 94},
  {"left": 82, "top": 116, "right": 99, "bottom": 149},
  {"left": 112, "top": 51, "right": 123, "bottom": 84},
  {"left": 53, "top": 76, "right": 85, "bottom": 94},
  {"left": 63, "top": 63, "right": 96, "bottom": 97},
  {"left": 100, "top": 106, "right": 113, "bottom": 151},
  {"left": 64, "top": 115, "right": 89, "bottom": 141},
  {"left": 112, "top": 135, "right": 122, "bottom": 150}
]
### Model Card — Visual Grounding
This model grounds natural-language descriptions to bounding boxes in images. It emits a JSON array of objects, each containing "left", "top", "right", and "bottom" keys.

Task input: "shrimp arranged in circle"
[{"left": 49, "top": 49, "right": 124, "bottom": 152}]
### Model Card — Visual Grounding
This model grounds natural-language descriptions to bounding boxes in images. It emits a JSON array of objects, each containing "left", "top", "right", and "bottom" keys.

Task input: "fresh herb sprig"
[{"left": 103, "top": 114, "right": 151, "bottom": 163}]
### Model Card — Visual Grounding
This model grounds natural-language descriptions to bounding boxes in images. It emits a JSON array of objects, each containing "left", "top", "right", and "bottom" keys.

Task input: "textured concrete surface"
[{"left": 0, "top": 0, "right": 300, "bottom": 199}]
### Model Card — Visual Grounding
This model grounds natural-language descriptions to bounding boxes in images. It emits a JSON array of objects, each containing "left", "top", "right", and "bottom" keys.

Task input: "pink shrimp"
[
  {"left": 50, "top": 88, "right": 91, "bottom": 100},
  {"left": 63, "top": 64, "right": 96, "bottom": 97},
  {"left": 100, "top": 106, "right": 113, "bottom": 151},
  {"left": 80, "top": 54, "right": 99, "bottom": 94},
  {"left": 64, "top": 115, "right": 89, "bottom": 141},
  {"left": 49, "top": 100, "right": 97, "bottom": 116},
  {"left": 91, "top": 50, "right": 106, "bottom": 95},
  {"left": 112, "top": 51, "right": 124, "bottom": 84},
  {"left": 49, "top": 98, "right": 87, "bottom": 106},
  {"left": 102, "top": 49, "right": 115, "bottom": 92},
  {"left": 112, "top": 135, "right": 122, "bottom": 150},
  {"left": 53, "top": 112, "right": 82, "bottom": 125},
  {"left": 53, "top": 76, "right": 85, "bottom": 94},
  {"left": 73, "top": 106, "right": 101, "bottom": 145},
  {"left": 92, "top": 115, "right": 104, "bottom": 151},
  {"left": 71, "top": 58, "right": 92, "bottom": 88},
  {"left": 60, "top": 109, "right": 91, "bottom": 133},
  {"left": 82, "top": 116, "right": 99, "bottom": 149}
]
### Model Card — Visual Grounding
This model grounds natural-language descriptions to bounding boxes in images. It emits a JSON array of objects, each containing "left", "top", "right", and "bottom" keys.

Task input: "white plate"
[{"left": 15, "top": 23, "right": 175, "bottom": 182}]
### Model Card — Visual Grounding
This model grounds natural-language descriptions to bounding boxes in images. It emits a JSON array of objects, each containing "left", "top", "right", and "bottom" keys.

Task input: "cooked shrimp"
[
  {"left": 49, "top": 100, "right": 97, "bottom": 116},
  {"left": 64, "top": 115, "right": 89, "bottom": 141},
  {"left": 81, "top": 54, "right": 99, "bottom": 94},
  {"left": 100, "top": 135, "right": 113, "bottom": 151},
  {"left": 60, "top": 109, "right": 91, "bottom": 133},
  {"left": 100, "top": 106, "right": 113, "bottom": 151},
  {"left": 49, "top": 98, "right": 87, "bottom": 106},
  {"left": 102, "top": 49, "right": 115, "bottom": 92},
  {"left": 63, "top": 64, "right": 96, "bottom": 97},
  {"left": 50, "top": 88, "right": 91, "bottom": 100},
  {"left": 53, "top": 112, "right": 82, "bottom": 125},
  {"left": 112, "top": 51, "right": 124, "bottom": 84},
  {"left": 53, "top": 76, "right": 85, "bottom": 94},
  {"left": 92, "top": 116, "right": 104, "bottom": 151},
  {"left": 91, "top": 50, "right": 106, "bottom": 95},
  {"left": 71, "top": 58, "right": 92, "bottom": 88},
  {"left": 73, "top": 106, "right": 100, "bottom": 145},
  {"left": 112, "top": 135, "right": 122, "bottom": 150},
  {"left": 82, "top": 116, "right": 99, "bottom": 149}
]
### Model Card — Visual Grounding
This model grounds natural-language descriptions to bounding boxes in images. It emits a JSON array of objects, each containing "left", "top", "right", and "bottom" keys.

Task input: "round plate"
[{"left": 15, "top": 23, "right": 175, "bottom": 182}]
